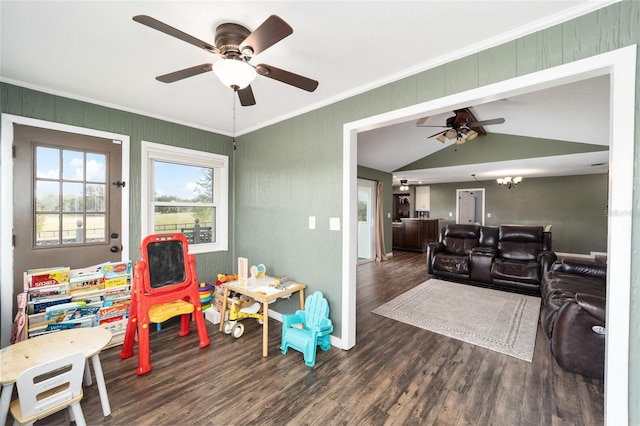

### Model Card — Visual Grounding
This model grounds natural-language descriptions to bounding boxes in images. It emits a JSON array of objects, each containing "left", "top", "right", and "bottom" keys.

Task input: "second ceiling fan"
[
  {"left": 416, "top": 108, "right": 505, "bottom": 144},
  {"left": 133, "top": 14, "right": 319, "bottom": 106}
]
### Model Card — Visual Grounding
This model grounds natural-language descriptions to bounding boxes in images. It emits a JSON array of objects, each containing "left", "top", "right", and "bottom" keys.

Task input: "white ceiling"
[{"left": 1, "top": 1, "right": 615, "bottom": 183}]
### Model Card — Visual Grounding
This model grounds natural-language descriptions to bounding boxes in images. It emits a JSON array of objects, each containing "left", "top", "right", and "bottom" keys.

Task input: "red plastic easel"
[{"left": 119, "top": 233, "right": 210, "bottom": 375}]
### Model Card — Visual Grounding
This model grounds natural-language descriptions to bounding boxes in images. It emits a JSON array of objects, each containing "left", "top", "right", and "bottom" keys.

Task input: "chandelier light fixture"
[
  {"left": 497, "top": 176, "right": 523, "bottom": 189},
  {"left": 399, "top": 180, "right": 409, "bottom": 191},
  {"left": 212, "top": 59, "right": 257, "bottom": 89}
]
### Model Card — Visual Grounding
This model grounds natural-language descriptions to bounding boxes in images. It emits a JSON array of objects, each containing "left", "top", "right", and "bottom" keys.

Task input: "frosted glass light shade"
[{"left": 212, "top": 59, "right": 257, "bottom": 89}]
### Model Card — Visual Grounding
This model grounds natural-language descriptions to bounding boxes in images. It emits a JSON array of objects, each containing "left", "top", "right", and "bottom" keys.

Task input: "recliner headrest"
[
  {"left": 444, "top": 224, "right": 479, "bottom": 239},
  {"left": 499, "top": 225, "right": 543, "bottom": 242}
]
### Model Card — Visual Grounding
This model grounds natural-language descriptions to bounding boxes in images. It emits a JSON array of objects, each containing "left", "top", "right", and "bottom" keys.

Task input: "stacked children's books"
[{"left": 24, "top": 261, "right": 132, "bottom": 339}]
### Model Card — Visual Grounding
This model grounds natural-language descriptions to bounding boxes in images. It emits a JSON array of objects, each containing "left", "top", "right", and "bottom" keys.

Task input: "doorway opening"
[
  {"left": 343, "top": 46, "right": 635, "bottom": 424},
  {"left": 456, "top": 188, "right": 485, "bottom": 225}
]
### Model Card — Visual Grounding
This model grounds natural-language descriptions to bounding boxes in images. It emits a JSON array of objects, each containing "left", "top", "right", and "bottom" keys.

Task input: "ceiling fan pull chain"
[{"left": 232, "top": 89, "right": 237, "bottom": 150}]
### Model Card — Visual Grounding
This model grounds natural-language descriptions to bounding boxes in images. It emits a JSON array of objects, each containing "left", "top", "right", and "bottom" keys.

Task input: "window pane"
[
  {"left": 154, "top": 162, "right": 213, "bottom": 202},
  {"left": 86, "top": 214, "right": 106, "bottom": 242},
  {"left": 86, "top": 183, "right": 106, "bottom": 212},
  {"left": 36, "top": 213, "right": 59, "bottom": 245},
  {"left": 62, "top": 214, "right": 84, "bottom": 244},
  {"left": 36, "top": 181, "right": 60, "bottom": 212},
  {"left": 63, "top": 182, "right": 84, "bottom": 212},
  {"left": 153, "top": 206, "right": 215, "bottom": 244},
  {"left": 62, "top": 150, "right": 83, "bottom": 180},
  {"left": 86, "top": 153, "right": 106, "bottom": 183},
  {"left": 36, "top": 146, "right": 60, "bottom": 179}
]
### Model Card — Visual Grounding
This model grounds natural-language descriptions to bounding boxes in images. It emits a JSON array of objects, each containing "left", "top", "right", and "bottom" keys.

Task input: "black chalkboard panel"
[{"left": 147, "top": 240, "right": 186, "bottom": 288}]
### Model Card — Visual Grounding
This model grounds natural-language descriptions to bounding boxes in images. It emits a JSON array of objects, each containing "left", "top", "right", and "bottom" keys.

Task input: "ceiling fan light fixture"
[
  {"left": 436, "top": 134, "right": 447, "bottom": 143},
  {"left": 445, "top": 129, "right": 457, "bottom": 140},
  {"left": 212, "top": 59, "right": 257, "bottom": 89},
  {"left": 399, "top": 179, "right": 409, "bottom": 191},
  {"left": 466, "top": 130, "right": 478, "bottom": 141}
]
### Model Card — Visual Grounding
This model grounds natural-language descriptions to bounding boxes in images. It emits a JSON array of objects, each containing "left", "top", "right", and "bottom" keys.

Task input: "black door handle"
[{"left": 110, "top": 246, "right": 119, "bottom": 253}]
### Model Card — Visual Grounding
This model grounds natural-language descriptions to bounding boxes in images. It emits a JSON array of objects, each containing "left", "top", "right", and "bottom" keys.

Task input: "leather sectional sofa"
[
  {"left": 426, "top": 224, "right": 557, "bottom": 294},
  {"left": 540, "top": 258, "right": 606, "bottom": 379}
]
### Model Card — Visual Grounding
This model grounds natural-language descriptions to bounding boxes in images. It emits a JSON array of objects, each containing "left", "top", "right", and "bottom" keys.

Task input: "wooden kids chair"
[
  {"left": 119, "top": 233, "right": 210, "bottom": 375},
  {"left": 10, "top": 352, "right": 87, "bottom": 426},
  {"left": 280, "top": 291, "right": 333, "bottom": 367}
]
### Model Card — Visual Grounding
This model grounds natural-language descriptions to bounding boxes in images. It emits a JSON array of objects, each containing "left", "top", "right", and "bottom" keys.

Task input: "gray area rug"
[{"left": 372, "top": 279, "right": 540, "bottom": 362}]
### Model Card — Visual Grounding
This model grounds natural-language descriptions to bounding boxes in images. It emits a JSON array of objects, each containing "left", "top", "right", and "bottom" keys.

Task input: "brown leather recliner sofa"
[
  {"left": 426, "top": 224, "right": 556, "bottom": 294},
  {"left": 540, "top": 258, "right": 606, "bottom": 379}
]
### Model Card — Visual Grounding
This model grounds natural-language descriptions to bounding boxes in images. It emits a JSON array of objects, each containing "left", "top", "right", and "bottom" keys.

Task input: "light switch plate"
[
  {"left": 309, "top": 216, "right": 316, "bottom": 230},
  {"left": 330, "top": 217, "right": 340, "bottom": 231}
]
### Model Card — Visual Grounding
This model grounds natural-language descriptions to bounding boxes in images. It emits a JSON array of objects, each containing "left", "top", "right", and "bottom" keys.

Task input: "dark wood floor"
[{"left": 20, "top": 251, "right": 604, "bottom": 425}]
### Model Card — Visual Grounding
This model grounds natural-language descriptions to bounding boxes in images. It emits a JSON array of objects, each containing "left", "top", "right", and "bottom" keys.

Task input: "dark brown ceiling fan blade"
[
  {"left": 237, "top": 86, "right": 256, "bottom": 106},
  {"left": 466, "top": 118, "right": 505, "bottom": 126},
  {"left": 156, "top": 64, "right": 213, "bottom": 83},
  {"left": 255, "top": 64, "right": 318, "bottom": 92},
  {"left": 239, "top": 15, "right": 293, "bottom": 56},
  {"left": 133, "top": 15, "right": 218, "bottom": 53},
  {"left": 427, "top": 129, "right": 449, "bottom": 139},
  {"left": 415, "top": 117, "right": 430, "bottom": 126}
]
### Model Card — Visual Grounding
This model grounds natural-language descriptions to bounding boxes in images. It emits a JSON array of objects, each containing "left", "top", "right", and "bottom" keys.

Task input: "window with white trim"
[{"left": 141, "top": 141, "right": 228, "bottom": 254}]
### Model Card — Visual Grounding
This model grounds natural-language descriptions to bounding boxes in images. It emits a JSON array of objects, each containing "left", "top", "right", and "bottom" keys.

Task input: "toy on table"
[{"left": 222, "top": 296, "right": 263, "bottom": 339}]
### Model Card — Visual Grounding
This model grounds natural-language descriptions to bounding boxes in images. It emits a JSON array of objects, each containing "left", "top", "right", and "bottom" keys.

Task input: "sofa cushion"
[
  {"left": 491, "top": 258, "right": 541, "bottom": 285},
  {"left": 433, "top": 254, "right": 471, "bottom": 275}
]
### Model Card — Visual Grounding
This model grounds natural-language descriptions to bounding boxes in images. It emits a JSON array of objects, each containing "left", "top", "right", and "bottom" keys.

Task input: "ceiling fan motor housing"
[{"left": 215, "top": 23, "right": 252, "bottom": 58}]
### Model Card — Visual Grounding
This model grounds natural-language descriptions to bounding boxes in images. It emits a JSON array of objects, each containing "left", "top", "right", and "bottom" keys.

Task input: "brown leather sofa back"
[
  {"left": 497, "top": 225, "right": 544, "bottom": 261},
  {"left": 479, "top": 226, "right": 499, "bottom": 248},
  {"left": 441, "top": 224, "right": 480, "bottom": 255}
]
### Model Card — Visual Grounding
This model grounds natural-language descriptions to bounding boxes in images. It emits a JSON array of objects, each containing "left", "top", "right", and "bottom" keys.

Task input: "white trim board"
[{"left": 343, "top": 45, "right": 635, "bottom": 426}]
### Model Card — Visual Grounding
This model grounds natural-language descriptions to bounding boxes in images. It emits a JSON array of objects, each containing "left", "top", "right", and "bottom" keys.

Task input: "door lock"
[{"left": 110, "top": 246, "right": 120, "bottom": 253}]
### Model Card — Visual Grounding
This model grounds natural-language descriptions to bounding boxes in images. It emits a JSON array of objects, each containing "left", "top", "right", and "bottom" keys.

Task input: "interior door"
[
  {"left": 12, "top": 124, "right": 123, "bottom": 302},
  {"left": 458, "top": 191, "right": 476, "bottom": 224},
  {"left": 357, "top": 179, "right": 376, "bottom": 261}
]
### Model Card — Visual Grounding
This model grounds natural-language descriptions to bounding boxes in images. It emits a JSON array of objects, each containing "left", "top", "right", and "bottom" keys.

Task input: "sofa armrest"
[
  {"left": 575, "top": 293, "right": 606, "bottom": 323},
  {"left": 426, "top": 242, "right": 444, "bottom": 274},
  {"left": 472, "top": 246, "right": 496, "bottom": 256},
  {"left": 538, "top": 250, "right": 558, "bottom": 276},
  {"left": 552, "top": 258, "right": 607, "bottom": 279},
  {"left": 551, "top": 293, "right": 606, "bottom": 379}
]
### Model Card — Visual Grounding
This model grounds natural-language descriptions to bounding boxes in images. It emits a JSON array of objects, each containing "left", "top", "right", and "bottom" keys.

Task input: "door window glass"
[{"left": 34, "top": 146, "right": 108, "bottom": 246}]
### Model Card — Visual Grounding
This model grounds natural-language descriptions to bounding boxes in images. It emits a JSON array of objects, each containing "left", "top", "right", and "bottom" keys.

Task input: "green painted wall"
[
  {"left": 429, "top": 174, "right": 608, "bottom": 254},
  {"left": 357, "top": 165, "right": 393, "bottom": 254},
  {"left": 0, "top": 83, "right": 236, "bottom": 283},
  {"left": 236, "top": 2, "right": 639, "bottom": 420}
]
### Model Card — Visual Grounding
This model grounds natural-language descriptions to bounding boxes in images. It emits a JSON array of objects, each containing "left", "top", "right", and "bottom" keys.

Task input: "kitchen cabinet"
[
  {"left": 415, "top": 186, "right": 430, "bottom": 211},
  {"left": 392, "top": 218, "right": 439, "bottom": 252}
]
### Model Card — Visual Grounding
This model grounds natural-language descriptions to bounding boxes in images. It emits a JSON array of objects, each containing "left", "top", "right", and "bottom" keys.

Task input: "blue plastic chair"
[{"left": 280, "top": 291, "right": 333, "bottom": 367}]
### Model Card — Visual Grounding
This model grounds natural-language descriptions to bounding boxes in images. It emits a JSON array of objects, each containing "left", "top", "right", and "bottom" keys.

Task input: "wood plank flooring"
[{"left": 16, "top": 251, "right": 604, "bottom": 425}]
